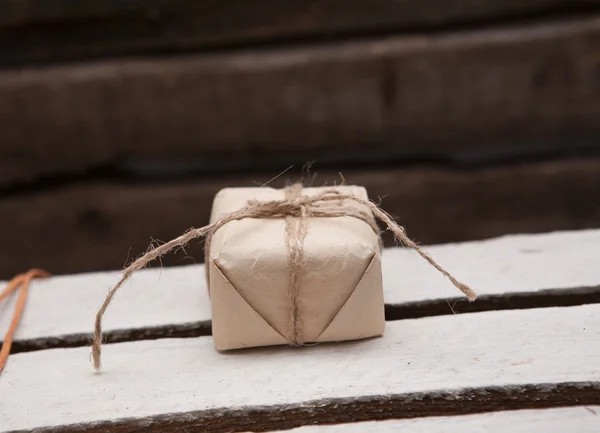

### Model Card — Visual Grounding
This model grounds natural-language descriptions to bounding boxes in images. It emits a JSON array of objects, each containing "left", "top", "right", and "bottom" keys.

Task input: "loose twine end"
[
  {"left": 0, "top": 269, "right": 51, "bottom": 374},
  {"left": 91, "top": 187, "right": 476, "bottom": 370},
  {"left": 458, "top": 282, "right": 477, "bottom": 303}
]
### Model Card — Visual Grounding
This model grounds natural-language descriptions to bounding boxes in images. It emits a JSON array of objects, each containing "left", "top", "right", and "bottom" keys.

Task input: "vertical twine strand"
[{"left": 284, "top": 184, "right": 309, "bottom": 345}]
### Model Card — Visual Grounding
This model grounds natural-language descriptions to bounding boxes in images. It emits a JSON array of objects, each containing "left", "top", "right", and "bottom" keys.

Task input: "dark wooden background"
[{"left": 1, "top": 0, "right": 600, "bottom": 278}]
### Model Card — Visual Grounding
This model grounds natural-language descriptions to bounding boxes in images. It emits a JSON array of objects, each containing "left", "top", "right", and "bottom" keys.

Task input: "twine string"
[
  {"left": 92, "top": 186, "right": 476, "bottom": 371},
  {"left": 0, "top": 269, "right": 51, "bottom": 373},
  {"left": 284, "top": 184, "right": 309, "bottom": 345}
]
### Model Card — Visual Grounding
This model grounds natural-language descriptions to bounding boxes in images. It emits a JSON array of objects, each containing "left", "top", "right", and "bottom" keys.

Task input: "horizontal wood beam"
[
  {"left": 2, "top": 305, "right": 599, "bottom": 431},
  {"left": 1, "top": 17, "right": 600, "bottom": 186},
  {"left": 1, "top": 0, "right": 599, "bottom": 66},
  {"left": 1, "top": 159, "right": 599, "bottom": 278}
]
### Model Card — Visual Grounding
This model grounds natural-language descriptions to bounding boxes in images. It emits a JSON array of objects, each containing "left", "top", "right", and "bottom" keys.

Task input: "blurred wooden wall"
[{"left": 1, "top": 0, "right": 600, "bottom": 278}]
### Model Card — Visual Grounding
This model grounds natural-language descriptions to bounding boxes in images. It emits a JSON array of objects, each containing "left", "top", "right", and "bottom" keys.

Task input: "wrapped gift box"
[{"left": 207, "top": 185, "right": 385, "bottom": 350}]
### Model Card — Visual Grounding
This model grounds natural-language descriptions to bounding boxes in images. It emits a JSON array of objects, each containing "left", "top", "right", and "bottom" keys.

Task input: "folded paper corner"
[
  {"left": 210, "top": 259, "right": 288, "bottom": 350},
  {"left": 316, "top": 253, "right": 385, "bottom": 343}
]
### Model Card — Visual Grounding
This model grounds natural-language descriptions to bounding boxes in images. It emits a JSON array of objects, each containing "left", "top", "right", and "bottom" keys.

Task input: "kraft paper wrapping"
[{"left": 207, "top": 185, "right": 385, "bottom": 350}]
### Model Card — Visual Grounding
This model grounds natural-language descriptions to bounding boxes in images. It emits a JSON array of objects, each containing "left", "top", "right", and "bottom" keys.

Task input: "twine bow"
[{"left": 92, "top": 185, "right": 476, "bottom": 370}]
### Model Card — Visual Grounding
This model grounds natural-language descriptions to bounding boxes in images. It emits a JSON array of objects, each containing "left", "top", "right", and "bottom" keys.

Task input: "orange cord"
[{"left": 0, "top": 269, "right": 50, "bottom": 373}]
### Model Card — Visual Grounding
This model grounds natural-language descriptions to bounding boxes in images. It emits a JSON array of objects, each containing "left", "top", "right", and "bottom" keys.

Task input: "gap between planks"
[
  {"left": 10, "top": 284, "right": 600, "bottom": 355},
  {"left": 2, "top": 0, "right": 599, "bottom": 57},
  {"left": 9, "top": 384, "right": 599, "bottom": 433},
  {"left": 264, "top": 406, "right": 600, "bottom": 433},
  {"left": 3, "top": 229, "right": 600, "bottom": 354}
]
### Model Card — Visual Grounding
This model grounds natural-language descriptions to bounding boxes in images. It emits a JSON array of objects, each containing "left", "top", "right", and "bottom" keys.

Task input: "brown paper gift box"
[{"left": 207, "top": 185, "right": 385, "bottom": 351}]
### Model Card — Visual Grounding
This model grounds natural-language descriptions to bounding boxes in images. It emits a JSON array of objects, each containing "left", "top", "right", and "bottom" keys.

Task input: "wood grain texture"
[
  {"left": 269, "top": 407, "right": 600, "bottom": 432},
  {"left": 1, "top": 305, "right": 599, "bottom": 432},
  {"left": 1, "top": 159, "right": 600, "bottom": 278},
  {"left": 2, "top": 229, "right": 600, "bottom": 352},
  {"left": 1, "top": 0, "right": 598, "bottom": 66},
  {"left": 2, "top": 16, "right": 600, "bottom": 186}
]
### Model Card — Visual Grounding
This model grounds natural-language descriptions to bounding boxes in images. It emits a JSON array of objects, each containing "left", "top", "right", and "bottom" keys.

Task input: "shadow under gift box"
[{"left": 208, "top": 185, "right": 385, "bottom": 350}]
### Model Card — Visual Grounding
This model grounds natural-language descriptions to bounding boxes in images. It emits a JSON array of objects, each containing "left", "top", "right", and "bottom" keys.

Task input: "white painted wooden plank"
[
  {"left": 271, "top": 407, "right": 600, "bottom": 433},
  {"left": 1, "top": 305, "right": 599, "bottom": 431},
  {"left": 2, "top": 229, "right": 600, "bottom": 343},
  {"left": 1, "top": 264, "right": 213, "bottom": 344}
]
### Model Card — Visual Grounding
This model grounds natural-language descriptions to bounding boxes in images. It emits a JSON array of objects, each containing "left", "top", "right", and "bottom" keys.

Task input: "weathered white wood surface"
[
  {"left": 1, "top": 229, "right": 599, "bottom": 345},
  {"left": 1, "top": 305, "right": 599, "bottom": 432},
  {"left": 271, "top": 407, "right": 600, "bottom": 432}
]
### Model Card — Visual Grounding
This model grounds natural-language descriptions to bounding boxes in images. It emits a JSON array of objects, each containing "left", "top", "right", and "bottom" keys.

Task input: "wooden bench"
[{"left": 1, "top": 229, "right": 599, "bottom": 432}]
